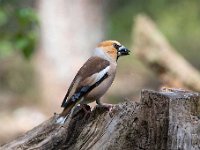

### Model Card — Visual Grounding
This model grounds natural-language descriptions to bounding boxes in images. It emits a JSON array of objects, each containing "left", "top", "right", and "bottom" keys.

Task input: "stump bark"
[{"left": 1, "top": 89, "right": 200, "bottom": 150}]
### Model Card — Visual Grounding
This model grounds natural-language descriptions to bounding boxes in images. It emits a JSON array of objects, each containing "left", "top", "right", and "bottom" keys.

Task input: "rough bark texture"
[
  {"left": 1, "top": 89, "right": 200, "bottom": 150},
  {"left": 133, "top": 15, "right": 200, "bottom": 92}
]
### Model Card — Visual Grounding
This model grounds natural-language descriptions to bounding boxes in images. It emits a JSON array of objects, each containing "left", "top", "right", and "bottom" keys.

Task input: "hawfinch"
[{"left": 57, "top": 40, "right": 130, "bottom": 123}]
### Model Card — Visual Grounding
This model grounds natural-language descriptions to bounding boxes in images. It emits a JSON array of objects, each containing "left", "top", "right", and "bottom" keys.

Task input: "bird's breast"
[{"left": 84, "top": 63, "right": 117, "bottom": 102}]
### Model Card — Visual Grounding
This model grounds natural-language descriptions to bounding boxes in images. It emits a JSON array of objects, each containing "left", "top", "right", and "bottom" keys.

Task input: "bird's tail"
[
  {"left": 60, "top": 103, "right": 75, "bottom": 116},
  {"left": 56, "top": 103, "right": 75, "bottom": 124}
]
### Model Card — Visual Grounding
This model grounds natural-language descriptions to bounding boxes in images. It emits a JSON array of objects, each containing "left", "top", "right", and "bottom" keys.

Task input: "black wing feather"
[
  {"left": 61, "top": 57, "right": 110, "bottom": 108},
  {"left": 62, "top": 73, "right": 108, "bottom": 108}
]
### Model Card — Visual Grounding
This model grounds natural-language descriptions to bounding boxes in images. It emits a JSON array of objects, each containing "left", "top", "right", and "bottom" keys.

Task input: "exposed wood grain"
[{"left": 1, "top": 89, "right": 200, "bottom": 150}]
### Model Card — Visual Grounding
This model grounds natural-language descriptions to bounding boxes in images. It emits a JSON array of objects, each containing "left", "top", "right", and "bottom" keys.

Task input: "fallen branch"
[
  {"left": 1, "top": 88, "right": 200, "bottom": 150},
  {"left": 132, "top": 15, "right": 200, "bottom": 92}
]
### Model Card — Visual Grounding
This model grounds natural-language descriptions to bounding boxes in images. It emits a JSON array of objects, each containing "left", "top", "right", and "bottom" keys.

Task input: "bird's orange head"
[{"left": 95, "top": 40, "right": 130, "bottom": 61}]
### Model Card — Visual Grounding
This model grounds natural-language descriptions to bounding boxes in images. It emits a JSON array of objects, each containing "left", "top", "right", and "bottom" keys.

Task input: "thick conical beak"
[{"left": 118, "top": 45, "right": 130, "bottom": 56}]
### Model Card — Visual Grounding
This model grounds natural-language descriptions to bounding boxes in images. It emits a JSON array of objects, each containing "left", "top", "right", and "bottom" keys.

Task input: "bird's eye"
[{"left": 113, "top": 43, "right": 121, "bottom": 50}]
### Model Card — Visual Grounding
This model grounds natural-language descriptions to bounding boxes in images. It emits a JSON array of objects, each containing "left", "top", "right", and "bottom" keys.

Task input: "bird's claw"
[{"left": 97, "top": 103, "right": 113, "bottom": 111}]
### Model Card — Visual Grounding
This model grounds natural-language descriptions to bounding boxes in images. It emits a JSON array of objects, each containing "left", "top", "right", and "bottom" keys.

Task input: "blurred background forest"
[{"left": 1, "top": 0, "right": 200, "bottom": 145}]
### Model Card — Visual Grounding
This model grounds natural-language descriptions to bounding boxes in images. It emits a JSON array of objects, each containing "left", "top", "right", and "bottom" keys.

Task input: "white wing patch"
[{"left": 90, "top": 66, "right": 110, "bottom": 85}]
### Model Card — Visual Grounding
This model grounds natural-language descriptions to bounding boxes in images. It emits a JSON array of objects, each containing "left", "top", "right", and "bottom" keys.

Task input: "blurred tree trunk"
[
  {"left": 34, "top": 0, "right": 105, "bottom": 114},
  {"left": 132, "top": 15, "right": 200, "bottom": 92}
]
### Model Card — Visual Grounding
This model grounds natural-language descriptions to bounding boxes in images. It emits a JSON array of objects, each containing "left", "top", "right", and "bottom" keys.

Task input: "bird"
[{"left": 57, "top": 40, "right": 130, "bottom": 124}]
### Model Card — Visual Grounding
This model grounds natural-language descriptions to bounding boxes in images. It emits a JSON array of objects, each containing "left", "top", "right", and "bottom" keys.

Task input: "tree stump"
[{"left": 1, "top": 88, "right": 200, "bottom": 150}]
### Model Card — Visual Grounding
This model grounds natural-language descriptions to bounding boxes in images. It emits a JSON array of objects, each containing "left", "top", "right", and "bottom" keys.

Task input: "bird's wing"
[{"left": 61, "top": 56, "right": 110, "bottom": 108}]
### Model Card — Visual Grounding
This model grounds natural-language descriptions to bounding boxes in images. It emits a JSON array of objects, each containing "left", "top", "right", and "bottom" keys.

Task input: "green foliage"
[{"left": 0, "top": 1, "right": 38, "bottom": 59}]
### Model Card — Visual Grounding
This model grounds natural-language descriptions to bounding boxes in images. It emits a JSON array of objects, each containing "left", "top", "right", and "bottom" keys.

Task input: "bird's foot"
[
  {"left": 80, "top": 104, "right": 91, "bottom": 119},
  {"left": 96, "top": 104, "right": 114, "bottom": 118},
  {"left": 97, "top": 103, "right": 113, "bottom": 112},
  {"left": 73, "top": 104, "right": 91, "bottom": 119}
]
